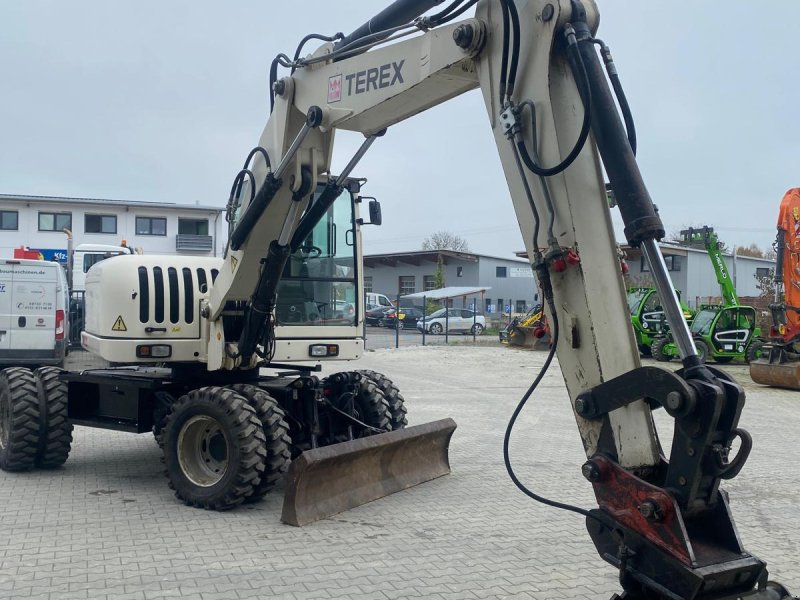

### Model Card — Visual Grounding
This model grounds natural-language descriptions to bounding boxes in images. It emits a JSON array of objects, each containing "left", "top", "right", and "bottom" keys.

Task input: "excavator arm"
[{"left": 214, "top": 1, "right": 795, "bottom": 597}]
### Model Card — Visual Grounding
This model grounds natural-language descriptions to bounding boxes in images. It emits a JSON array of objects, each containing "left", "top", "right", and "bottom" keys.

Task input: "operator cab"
[{"left": 691, "top": 305, "right": 757, "bottom": 354}]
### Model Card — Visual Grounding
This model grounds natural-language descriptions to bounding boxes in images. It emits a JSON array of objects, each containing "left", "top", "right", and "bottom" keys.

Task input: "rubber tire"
[
  {"left": 471, "top": 323, "right": 484, "bottom": 336},
  {"left": 355, "top": 378, "right": 392, "bottom": 435},
  {"left": 228, "top": 384, "right": 291, "bottom": 502},
  {"left": 0, "top": 368, "right": 40, "bottom": 472},
  {"left": 430, "top": 323, "right": 443, "bottom": 335},
  {"left": 746, "top": 340, "right": 765, "bottom": 364},
  {"left": 694, "top": 339, "right": 710, "bottom": 364},
  {"left": 162, "top": 386, "right": 267, "bottom": 510},
  {"left": 356, "top": 370, "right": 408, "bottom": 430},
  {"left": 396, "top": 320, "right": 404, "bottom": 330},
  {"left": 651, "top": 337, "right": 672, "bottom": 362},
  {"left": 152, "top": 391, "right": 176, "bottom": 448},
  {"left": 33, "top": 367, "right": 73, "bottom": 468}
]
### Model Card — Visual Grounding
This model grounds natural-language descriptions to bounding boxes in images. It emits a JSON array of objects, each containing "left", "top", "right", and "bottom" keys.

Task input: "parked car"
[
  {"left": 365, "top": 306, "right": 394, "bottom": 326},
  {"left": 380, "top": 306, "right": 425, "bottom": 329},
  {"left": 417, "top": 308, "right": 486, "bottom": 335},
  {"left": 365, "top": 292, "right": 394, "bottom": 311}
]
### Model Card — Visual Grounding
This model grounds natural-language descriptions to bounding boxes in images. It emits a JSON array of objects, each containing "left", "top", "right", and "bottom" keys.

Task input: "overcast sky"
[{"left": 2, "top": 1, "right": 797, "bottom": 258}]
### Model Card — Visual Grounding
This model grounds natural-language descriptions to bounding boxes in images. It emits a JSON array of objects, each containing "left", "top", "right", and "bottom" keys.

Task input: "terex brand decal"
[{"left": 328, "top": 60, "right": 405, "bottom": 103}]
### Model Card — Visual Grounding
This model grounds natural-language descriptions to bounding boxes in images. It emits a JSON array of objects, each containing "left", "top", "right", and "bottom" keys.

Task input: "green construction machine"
[
  {"left": 652, "top": 227, "right": 764, "bottom": 363},
  {"left": 627, "top": 287, "right": 694, "bottom": 356}
]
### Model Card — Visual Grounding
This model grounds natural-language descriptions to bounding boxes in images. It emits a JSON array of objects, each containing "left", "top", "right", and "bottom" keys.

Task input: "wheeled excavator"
[
  {"left": 751, "top": 188, "right": 800, "bottom": 389},
  {"left": 0, "top": 0, "right": 796, "bottom": 597}
]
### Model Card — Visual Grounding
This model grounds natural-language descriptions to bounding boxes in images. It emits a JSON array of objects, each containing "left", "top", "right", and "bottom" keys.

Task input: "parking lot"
[{"left": 1, "top": 346, "right": 798, "bottom": 599}]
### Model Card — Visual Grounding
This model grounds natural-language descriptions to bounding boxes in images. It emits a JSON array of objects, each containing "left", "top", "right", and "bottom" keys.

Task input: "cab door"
[{"left": 711, "top": 306, "right": 754, "bottom": 353}]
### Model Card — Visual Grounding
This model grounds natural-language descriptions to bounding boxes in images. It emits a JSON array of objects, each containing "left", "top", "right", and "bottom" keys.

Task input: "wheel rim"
[
  {"left": 177, "top": 415, "right": 229, "bottom": 487},
  {"left": 0, "top": 390, "right": 8, "bottom": 450},
  {"left": 431, "top": 324, "right": 442, "bottom": 334},
  {"left": 397, "top": 321, "right": 404, "bottom": 330}
]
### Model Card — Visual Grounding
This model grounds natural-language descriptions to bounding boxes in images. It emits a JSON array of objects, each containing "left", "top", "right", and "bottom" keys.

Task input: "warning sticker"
[{"left": 112, "top": 316, "right": 127, "bottom": 332}]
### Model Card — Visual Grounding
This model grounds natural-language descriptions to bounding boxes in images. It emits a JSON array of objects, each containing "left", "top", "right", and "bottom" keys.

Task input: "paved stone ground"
[{"left": 0, "top": 347, "right": 798, "bottom": 599}]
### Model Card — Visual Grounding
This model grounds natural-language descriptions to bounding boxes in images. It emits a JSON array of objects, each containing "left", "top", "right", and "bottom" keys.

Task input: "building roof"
[
  {"left": 401, "top": 286, "right": 491, "bottom": 300},
  {"left": 1, "top": 193, "right": 224, "bottom": 214},
  {"left": 364, "top": 250, "right": 528, "bottom": 267}
]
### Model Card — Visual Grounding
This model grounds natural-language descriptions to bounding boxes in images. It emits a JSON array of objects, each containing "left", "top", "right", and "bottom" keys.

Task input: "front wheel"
[
  {"left": 471, "top": 323, "right": 484, "bottom": 336},
  {"left": 430, "top": 323, "right": 443, "bottom": 335},
  {"left": 396, "top": 320, "right": 404, "bottom": 330},
  {"left": 694, "top": 339, "right": 710, "bottom": 364},
  {"left": 0, "top": 368, "right": 40, "bottom": 472},
  {"left": 651, "top": 337, "right": 672, "bottom": 362},
  {"left": 162, "top": 387, "right": 267, "bottom": 510},
  {"left": 746, "top": 340, "right": 766, "bottom": 363}
]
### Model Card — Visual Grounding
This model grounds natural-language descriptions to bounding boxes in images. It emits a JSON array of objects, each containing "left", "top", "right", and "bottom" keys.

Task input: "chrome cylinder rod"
[{"left": 641, "top": 239, "right": 697, "bottom": 359}]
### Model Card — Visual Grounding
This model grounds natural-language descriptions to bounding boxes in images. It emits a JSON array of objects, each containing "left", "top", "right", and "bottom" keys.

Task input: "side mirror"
[
  {"left": 356, "top": 196, "right": 382, "bottom": 226},
  {"left": 368, "top": 199, "right": 382, "bottom": 226}
]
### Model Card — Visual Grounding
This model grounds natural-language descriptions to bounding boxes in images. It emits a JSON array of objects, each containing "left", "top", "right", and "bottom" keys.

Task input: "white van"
[
  {"left": 0, "top": 259, "right": 69, "bottom": 367},
  {"left": 365, "top": 292, "right": 394, "bottom": 311}
]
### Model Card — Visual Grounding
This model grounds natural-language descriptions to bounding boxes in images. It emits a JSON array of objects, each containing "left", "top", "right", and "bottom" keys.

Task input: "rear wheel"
[
  {"left": 355, "top": 378, "right": 392, "bottom": 435},
  {"left": 651, "top": 337, "right": 672, "bottom": 362},
  {"left": 471, "top": 323, "right": 484, "bottom": 336},
  {"left": 0, "top": 368, "right": 40, "bottom": 472},
  {"left": 162, "top": 386, "right": 267, "bottom": 510},
  {"left": 746, "top": 340, "right": 766, "bottom": 363},
  {"left": 33, "top": 367, "right": 73, "bottom": 468},
  {"left": 356, "top": 370, "right": 407, "bottom": 430},
  {"left": 694, "top": 339, "right": 710, "bottom": 364},
  {"left": 229, "top": 384, "right": 291, "bottom": 501}
]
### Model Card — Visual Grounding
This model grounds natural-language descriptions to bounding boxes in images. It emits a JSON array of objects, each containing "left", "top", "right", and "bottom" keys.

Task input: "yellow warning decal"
[{"left": 112, "top": 315, "right": 127, "bottom": 332}]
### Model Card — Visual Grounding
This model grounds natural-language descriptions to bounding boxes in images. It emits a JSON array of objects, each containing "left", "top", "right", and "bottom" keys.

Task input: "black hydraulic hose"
[
  {"left": 497, "top": 0, "right": 511, "bottom": 103},
  {"left": 269, "top": 53, "right": 292, "bottom": 113},
  {"left": 503, "top": 295, "right": 598, "bottom": 521},
  {"left": 516, "top": 37, "right": 592, "bottom": 177},
  {"left": 499, "top": 0, "right": 521, "bottom": 100},
  {"left": 334, "top": 0, "right": 444, "bottom": 53},
  {"left": 291, "top": 32, "right": 344, "bottom": 74},
  {"left": 429, "top": 0, "right": 478, "bottom": 25},
  {"left": 593, "top": 39, "right": 636, "bottom": 155},
  {"left": 243, "top": 146, "right": 272, "bottom": 172}
]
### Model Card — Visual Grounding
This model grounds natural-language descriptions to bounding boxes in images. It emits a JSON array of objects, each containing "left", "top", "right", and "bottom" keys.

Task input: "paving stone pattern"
[{"left": 0, "top": 348, "right": 797, "bottom": 599}]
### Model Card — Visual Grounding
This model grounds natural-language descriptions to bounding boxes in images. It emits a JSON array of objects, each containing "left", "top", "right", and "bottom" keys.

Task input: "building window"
[
  {"left": 363, "top": 276, "right": 373, "bottom": 293},
  {"left": 516, "top": 300, "right": 526, "bottom": 313},
  {"left": 38, "top": 212, "right": 71, "bottom": 232},
  {"left": 457, "top": 266, "right": 463, "bottom": 277},
  {"left": 485, "top": 298, "right": 492, "bottom": 313},
  {"left": 136, "top": 216, "right": 167, "bottom": 236},
  {"left": 178, "top": 218, "right": 209, "bottom": 235},
  {"left": 641, "top": 255, "right": 681, "bottom": 272},
  {"left": 496, "top": 266, "right": 507, "bottom": 278},
  {"left": 498, "top": 298, "right": 504, "bottom": 314},
  {"left": 85, "top": 214, "right": 117, "bottom": 234},
  {"left": 755, "top": 267, "right": 772, "bottom": 279},
  {"left": 423, "top": 275, "right": 437, "bottom": 291},
  {"left": 0, "top": 210, "right": 18, "bottom": 231},
  {"left": 399, "top": 276, "right": 415, "bottom": 296}
]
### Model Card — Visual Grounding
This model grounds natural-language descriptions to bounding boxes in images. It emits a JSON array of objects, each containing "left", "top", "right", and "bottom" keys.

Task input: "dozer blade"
[
  {"left": 750, "top": 358, "right": 800, "bottom": 390},
  {"left": 281, "top": 418, "right": 457, "bottom": 526}
]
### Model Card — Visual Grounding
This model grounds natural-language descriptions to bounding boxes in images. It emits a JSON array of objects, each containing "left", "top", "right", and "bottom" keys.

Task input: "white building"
[{"left": 0, "top": 194, "right": 225, "bottom": 261}]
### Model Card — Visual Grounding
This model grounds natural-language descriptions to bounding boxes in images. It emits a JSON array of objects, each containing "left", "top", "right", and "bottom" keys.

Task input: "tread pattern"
[
  {"left": 229, "top": 384, "right": 291, "bottom": 502},
  {"left": 356, "top": 370, "right": 408, "bottom": 430},
  {"left": 162, "top": 386, "right": 267, "bottom": 510},
  {"left": 0, "top": 368, "right": 41, "bottom": 472},
  {"left": 651, "top": 337, "right": 672, "bottom": 362},
  {"left": 34, "top": 367, "right": 73, "bottom": 468},
  {"left": 355, "top": 377, "right": 391, "bottom": 434}
]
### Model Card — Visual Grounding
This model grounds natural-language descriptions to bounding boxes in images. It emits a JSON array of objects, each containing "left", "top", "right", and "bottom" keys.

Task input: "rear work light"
[
  {"left": 309, "top": 344, "right": 339, "bottom": 357},
  {"left": 136, "top": 344, "right": 172, "bottom": 358},
  {"left": 55, "top": 309, "right": 65, "bottom": 340}
]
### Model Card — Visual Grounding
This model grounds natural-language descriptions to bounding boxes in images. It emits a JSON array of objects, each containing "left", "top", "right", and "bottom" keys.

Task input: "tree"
[
  {"left": 735, "top": 243, "right": 766, "bottom": 258},
  {"left": 422, "top": 231, "right": 470, "bottom": 252},
  {"left": 754, "top": 268, "right": 776, "bottom": 299}
]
